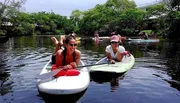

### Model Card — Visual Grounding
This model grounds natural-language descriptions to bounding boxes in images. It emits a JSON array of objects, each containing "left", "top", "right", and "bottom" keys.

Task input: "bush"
[
  {"left": 55, "top": 29, "right": 65, "bottom": 35},
  {"left": 0, "top": 30, "right": 5, "bottom": 36}
]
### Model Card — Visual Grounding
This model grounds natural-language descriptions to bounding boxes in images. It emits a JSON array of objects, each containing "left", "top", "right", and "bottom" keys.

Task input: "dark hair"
[
  {"left": 64, "top": 35, "right": 76, "bottom": 44},
  {"left": 62, "top": 35, "right": 76, "bottom": 65}
]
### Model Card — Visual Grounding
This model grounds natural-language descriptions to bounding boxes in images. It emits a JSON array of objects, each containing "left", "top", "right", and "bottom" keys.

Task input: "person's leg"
[
  {"left": 51, "top": 37, "right": 59, "bottom": 45},
  {"left": 59, "top": 35, "right": 65, "bottom": 46}
]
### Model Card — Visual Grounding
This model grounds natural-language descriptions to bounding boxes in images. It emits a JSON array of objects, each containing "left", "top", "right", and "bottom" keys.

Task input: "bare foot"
[
  {"left": 51, "top": 37, "right": 59, "bottom": 45},
  {"left": 59, "top": 36, "right": 65, "bottom": 46}
]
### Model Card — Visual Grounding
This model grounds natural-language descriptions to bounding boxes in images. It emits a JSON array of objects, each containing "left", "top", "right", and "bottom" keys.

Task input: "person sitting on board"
[
  {"left": 56, "top": 35, "right": 81, "bottom": 70},
  {"left": 142, "top": 32, "right": 148, "bottom": 39},
  {"left": 105, "top": 35, "right": 125, "bottom": 64},
  {"left": 51, "top": 33, "right": 77, "bottom": 64}
]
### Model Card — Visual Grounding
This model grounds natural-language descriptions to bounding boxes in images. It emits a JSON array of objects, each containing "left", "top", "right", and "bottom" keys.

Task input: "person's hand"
[
  {"left": 70, "top": 62, "right": 77, "bottom": 69},
  {"left": 64, "top": 64, "right": 73, "bottom": 69},
  {"left": 110, "top": 60, "right": 115, "bottom": 64}
]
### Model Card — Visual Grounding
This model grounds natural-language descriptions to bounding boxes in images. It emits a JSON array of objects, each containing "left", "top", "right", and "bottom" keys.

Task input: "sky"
[{"left": 23, "top": 0, "right": 158, "bottom": 16}]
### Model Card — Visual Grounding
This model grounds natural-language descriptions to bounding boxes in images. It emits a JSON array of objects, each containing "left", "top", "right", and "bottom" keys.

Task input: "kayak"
[
  {"left": 90, "top": 54, "right": 135, "bottom": 73},
  {"left": 76, "top": 37, "right": 81, "bottom": 41},
  {"left": 127, "top": 38, "right": 159, "bottom": 43},
  {"left": 37, "top": 60, "right": 90, "bottom": 103}
]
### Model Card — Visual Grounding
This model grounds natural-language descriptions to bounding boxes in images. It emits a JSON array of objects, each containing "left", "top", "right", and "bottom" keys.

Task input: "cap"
[{"left": 110, "top": 35, "right": 119, "bottom": 42}]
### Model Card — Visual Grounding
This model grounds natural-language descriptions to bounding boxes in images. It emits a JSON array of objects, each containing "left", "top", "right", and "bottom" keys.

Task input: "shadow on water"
[
  {"left": 90, "top": 72, "right": 125, "bottom": 92},
  {"left": 163, "top": 40, "right": 180, "bottom": 91},
  {"left": 0, "top": 36, "right": 9, "bottom": 44},
  {"left": 0, "top": 43, "right": 13, "bottom": 96}
]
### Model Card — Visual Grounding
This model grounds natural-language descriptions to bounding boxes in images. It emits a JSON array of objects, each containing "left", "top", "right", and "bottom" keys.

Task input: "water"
[{"left": 0, "top": 36, "right": 180, "bottom": 103}]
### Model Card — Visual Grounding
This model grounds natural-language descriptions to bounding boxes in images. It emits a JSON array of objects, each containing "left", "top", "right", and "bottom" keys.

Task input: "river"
[{"left": 0, "top": 36, "right": 180, "bottom": 103}]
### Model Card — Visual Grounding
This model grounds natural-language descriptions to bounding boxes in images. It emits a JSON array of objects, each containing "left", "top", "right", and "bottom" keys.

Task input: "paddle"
[{"left": 37, "top": 62, "right": 110, "bottom": 80}]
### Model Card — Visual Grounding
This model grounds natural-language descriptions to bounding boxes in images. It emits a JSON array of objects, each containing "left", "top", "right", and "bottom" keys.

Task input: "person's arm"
[
  {"left": 106, "top": 52, "right": 115, "bottom": 64},
  {"left": 56, "top": 50, "right": 63, "bottom": 68},
  {"left": 116, "top": 46, "right": 125, "bottom": 62},
  {"left": 105, "top": 46, "right": 115, "bottom": 64},
  {"left": 106, "top": 52, "right": 112, "bottom": 61},
  {"left": 75, "top": 50, "right": 81, "bottom": 66},
  {"left": 70, "top": 50, "right": 81, "bottom": 69}
]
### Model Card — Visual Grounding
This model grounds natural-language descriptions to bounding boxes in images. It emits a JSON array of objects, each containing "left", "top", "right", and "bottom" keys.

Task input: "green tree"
[{"left": 0, "top": 0, "right": 26, "bottom": 36}]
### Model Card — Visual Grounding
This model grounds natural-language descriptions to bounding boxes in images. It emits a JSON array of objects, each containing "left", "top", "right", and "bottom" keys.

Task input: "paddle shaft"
[{"left": 77, "top": 62, "right": 109, "bottom": 68}]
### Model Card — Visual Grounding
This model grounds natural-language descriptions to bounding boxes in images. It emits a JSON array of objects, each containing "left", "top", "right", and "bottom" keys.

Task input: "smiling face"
[
  {"left": 65, "top": 38, "right": 77, "bottom": 54},
  {"left": 111, "top": 41, "right": 119, "bottom": 48}
]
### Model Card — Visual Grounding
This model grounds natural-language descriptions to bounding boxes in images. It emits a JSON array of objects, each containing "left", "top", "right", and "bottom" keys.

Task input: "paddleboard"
[{"left": 90, "top": 54, "right": 135, "bottom": 73}]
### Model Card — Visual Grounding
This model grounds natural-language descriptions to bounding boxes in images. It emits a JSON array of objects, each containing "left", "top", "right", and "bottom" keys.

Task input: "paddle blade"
[{"left": 37, "top": 69, "right": 61, "bottom": 79}]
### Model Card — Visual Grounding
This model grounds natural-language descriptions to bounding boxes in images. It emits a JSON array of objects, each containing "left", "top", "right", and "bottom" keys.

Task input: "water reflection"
[
  {"left": 164, "top": 40, "right": 180, "bottom": 91},
  {"left": 0, "top": 36, "right": 180, "bottom": 103},
  {"left": 0, "top": 43, "right": 12, "bottom": 95},
  {"left": 90, "top": 72, "right": 125, "bottom": 92}
]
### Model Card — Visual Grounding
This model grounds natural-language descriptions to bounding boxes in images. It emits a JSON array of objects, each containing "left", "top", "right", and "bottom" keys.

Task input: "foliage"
[
  {"left": 0, "top": 0, "right": 179, "bottom": 39},
  {"left": 141, "top": 30, "right": 152, "bottom": 34},
  {"left": 75, "top": 0, "right": 144, "bottom": 36},
  {"left": 0, "top": 30, "right": 5, "bottom": 35},
  {"left": 0, "top": 0, "right": 26, "bottom": 32},
  {"left": 162, "top": 0, "right": 180, "bottom": 11},
  {"left": 158, "top": 0, "right": 180, "bottom": 39},
  {"left": 146, "top": 4, "right": 168, "bottom": 19},
  {"left": 166, "top": 11, "right": 180, "bottom": 39}
]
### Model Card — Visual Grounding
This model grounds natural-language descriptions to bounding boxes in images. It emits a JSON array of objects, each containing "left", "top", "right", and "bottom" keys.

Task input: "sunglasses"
[
  {"left": 69, "top": 43, "right": 77, "bottom": 47},
  {"left": 111, "top": 42, "right": 118, "bottom": 44}
]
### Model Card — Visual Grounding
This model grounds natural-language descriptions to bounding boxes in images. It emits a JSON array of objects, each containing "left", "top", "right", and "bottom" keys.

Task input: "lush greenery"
[{"left": 0, "top": 0, "right": 180, "bottom": 39}]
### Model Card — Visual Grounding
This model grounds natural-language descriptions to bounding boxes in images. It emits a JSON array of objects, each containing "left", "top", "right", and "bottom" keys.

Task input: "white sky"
[{"left": 23, "top": 0, "right": 158, "bottom": 16}]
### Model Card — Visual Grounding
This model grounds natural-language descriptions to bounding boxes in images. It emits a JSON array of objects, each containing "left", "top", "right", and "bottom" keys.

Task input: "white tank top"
[{"left": 105, "top": 45, "right": 125, "bottom": 59}]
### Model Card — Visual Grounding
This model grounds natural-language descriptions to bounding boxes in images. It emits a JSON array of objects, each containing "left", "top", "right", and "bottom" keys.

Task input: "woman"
[
  {"left": 105, "top": 35, "right": 125, "bottom": 64},
  {"left": 56, "top": 35, "right": 81, "bottom": 69},
  {"left": 51, "top": 33, "right": 76, "bottom": 64}
]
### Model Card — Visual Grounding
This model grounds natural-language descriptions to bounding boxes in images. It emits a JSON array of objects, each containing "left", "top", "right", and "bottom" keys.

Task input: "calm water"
[{"left": 0, "top": 36, "right": 180, "bottom": 103}]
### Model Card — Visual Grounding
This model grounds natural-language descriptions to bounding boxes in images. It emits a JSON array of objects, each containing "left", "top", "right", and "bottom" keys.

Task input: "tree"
[
  {"left": 0, "top": 0, "right": 26, "bottom": 36},
  {"left": 70, "top": 10, "right": 84, "bottom": 32},
  {"left": 160, "top": 0, "right": 180, "bottom": 39}
]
